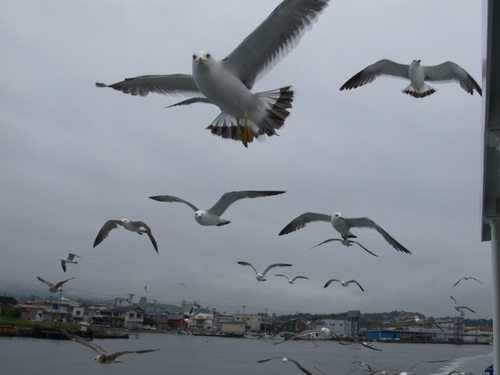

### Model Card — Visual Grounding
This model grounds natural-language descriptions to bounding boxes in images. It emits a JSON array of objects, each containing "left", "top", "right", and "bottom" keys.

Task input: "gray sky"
[{"left": 1, "top": 0, "right": 490, "bottom": 319}]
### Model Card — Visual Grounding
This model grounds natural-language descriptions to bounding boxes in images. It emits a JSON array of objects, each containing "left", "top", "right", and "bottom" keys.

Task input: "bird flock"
[{"left": 31, "top": 0, "right": 484, "bottom": 369}]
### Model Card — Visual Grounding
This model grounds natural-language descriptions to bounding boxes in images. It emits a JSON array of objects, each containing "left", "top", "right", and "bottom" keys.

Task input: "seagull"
[
  {"left": 369, "top": 360, "right": 449, "bottom": 375},
  {"left": 184, "top": 304, "right": 208, "bottom": 324},
  {"left": 311, "top": 238, "right": 379, "bottom": 257},
  {"left": 93, "top": 219, "right": 158, "bottom": 253},
  {"left": 60, "top": 329, "right": 159, "bottom": 364},
  {"left": 448, "top": 371, "right": 477, "bottom": 375},
  {"left": 339, "top": 59, "right": 482, "bottom": 98},
  {"left": 60, "top": 253, "right": 81, "bottom": 272},
  {"left": 37, "top": 276, "right": 75, "bottom": 293},
  {"left": 452, "top": 276, "right": 484, "bottom": 287},
  {"left": 257, "top": 357, "right": 314, "bottom": 375},
  {"left": 275, "top": 274, "right": 309, "bottom": 284},
  {"left": 450, "top": 295, "right": 476, "bottom": 313},
  {"left": 149, "top": 190, "right": 285, "bottom": 226},
  {"left": 96, "top": 0, "right": 330, "bottom": 147},
  {"left": 324, "top": 278, "right": 365, "bottom": 292},
  {"left": 337, "top": 333, "right": 382, "bottom": 351},
  {"left": 351, "top": 361, "right": 373, "bottom": 372},
  {"left": 237, "top": 261, "right": 292, "bottom": 281},
  {"left": 279, "top": 212, "right": 411, "bottom": 254}
]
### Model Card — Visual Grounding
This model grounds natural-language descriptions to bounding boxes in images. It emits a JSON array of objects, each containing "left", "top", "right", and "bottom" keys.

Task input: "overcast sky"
[{"left": 0, "top": 0, "right": 491, "bottom": 319}]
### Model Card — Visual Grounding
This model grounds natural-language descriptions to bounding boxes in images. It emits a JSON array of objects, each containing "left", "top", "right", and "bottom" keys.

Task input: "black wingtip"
[{"left": 95, "top": 82, "right": 108, "bottom": 88}]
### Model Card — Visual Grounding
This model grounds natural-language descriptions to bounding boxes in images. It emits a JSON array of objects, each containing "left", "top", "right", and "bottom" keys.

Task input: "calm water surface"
[{"left": 0, "top": 333, "right": 493, "bottom": 375}]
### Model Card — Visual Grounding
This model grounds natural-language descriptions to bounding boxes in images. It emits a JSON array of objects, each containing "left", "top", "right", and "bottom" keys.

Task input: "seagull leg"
[{"left": 236, "top": 117, "right": 253, "bottom": 148}]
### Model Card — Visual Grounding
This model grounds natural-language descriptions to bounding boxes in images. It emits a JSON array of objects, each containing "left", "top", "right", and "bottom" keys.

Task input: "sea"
[{"left": 0, "top": 333, "right": 493, "bottom": 375}]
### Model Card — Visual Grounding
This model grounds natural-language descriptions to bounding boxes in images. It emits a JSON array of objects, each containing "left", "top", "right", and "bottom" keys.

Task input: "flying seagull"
[
  {"left": 450, "top": 295, "right": 476, "bottom": 313},
  {"left": 324, "top": 278, "right": 365, "bottom": 292},
  {"left": 93, "top": 219, "right": 158, "bottom": 253},
  {"left": 311, "top": 238, "right": 379, "bottom": 257},
  {"left": 149, "top": 190, "right": 285, "bottom": 226},
  {"left": 237, "top": 261, "right": 292, "bottom": 281},
  {"left": 37, "top": 276, "right": 74, "bottom": 293},
  {"left": 369, "top": 360, "right": 449, "bottom": 375},
  {"left": 60, "top": 253, "right": 81, "bottom": 272},
  {"left": 279, "top": 211, "right": 411, "bottom": 254},
  {"left": 96, "top": 0, "right": 330, "bottom": 147},
  {"left": 60, "top": 329, "right": 159, "bottom": 364},
  {"left": 452, "top": 276, "right": 484, "bottom": 287},
  {"left": 275, "top": 274, "right": 309, "bottom": 284},
  {"left": 257, "top": 357, "right": 313, "bottom": 375},
  {"left": 339, "top": 59, "right": 481, "bottom": 98}
]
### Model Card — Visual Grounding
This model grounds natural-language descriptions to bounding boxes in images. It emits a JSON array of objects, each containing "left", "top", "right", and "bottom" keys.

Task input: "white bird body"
[
  {"left": 453, "top": 276, "right": 484, "bottom": 287},
  {"left": 324, "top": 278, "right": 365, "bottom": 292},
  {"left": 238, "top": 261, "right": 292, "bottom": 281},
  {"left": 275, "top": 274, "right": 309, "bottom": 284}
]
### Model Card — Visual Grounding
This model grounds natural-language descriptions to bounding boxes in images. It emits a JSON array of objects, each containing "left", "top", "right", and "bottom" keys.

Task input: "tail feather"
[
  {"left": 402, "top": 83, "right": 436, "bottom": 98},
  {"left": 206, "top": 86, "right": 294, "bottom": 146}
]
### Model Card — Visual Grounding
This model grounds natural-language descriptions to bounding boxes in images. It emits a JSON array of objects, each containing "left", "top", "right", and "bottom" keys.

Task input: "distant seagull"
[
  {"left": 37, "top": 276, "right": 74, "bottom": 293},
  {"left": 144, "top": 286, "right": 148, "bottom": 293},
  {"left": 257, "top": 357, "right": 313, "bottom": 375},
  {"left": 237, "top": 261, "right": 292, "bottom": 281},
  {"left": 452, "top": 276, "right": 484, "bottom": 287},
  {"left": 96, "top": 0, "right": 330, "bottom": 147},
  {"left": 93, "top": 219, "right": 158, "bottom": 253},
  {"left": 339, "top": 59, "right": 482, "bottom": 98},
  {"left": 448, "top": 371, "right": 477, "bottom": 375},
  {"left": 279, "top": 211, "right": 411, "bottom": 254},
  {"left": 337, "top": 333, "right": 382, "bottom": 351},
  {"left": 324, "top": 278, "right": 365, "bottom": 292},
  {"left": 60, "top": 253, "right": 81, "bottom": 272},
  {"left": 176, "top": 282, "right": 187, "bottom": 288},
  {"left": 150, "top": 190, "right": 285, "bottom": 226},
  {"left": 60, "top": 329, "right": 159, "bottom": 364},
  {"left": 185, "top": 303, "right": 207, "bottom": 324},
  {"left": 275, "top": 274, "right": 309, "bottom": 284},
  {"left": 351, "top": 361, "right": 373, "bottom": 372},
  {"left": 450, "top": 295, "right": 476, "bottom": 313},
  {"left": 369, "top": 360, "right": 448, "bottom": 375},
  {"left": 311, "top": 238, "right": 378, "bottom": 257}
]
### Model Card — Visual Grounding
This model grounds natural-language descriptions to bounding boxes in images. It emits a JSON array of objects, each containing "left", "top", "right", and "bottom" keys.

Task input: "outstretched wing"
[
  {"left": 132, "top": 221, "right": 158, "bottom": 253},
  {"left": 208, "top": 191, "right": 285, "bottom": 216},
  {"left": 60, "top": 329, "right": 106, "bottom": 355},
  {"left": 107, "top": 348, "right": 160, "bottom": 361},
  {"left": 223, "top": 0, "right": 330, "bottom": 89},
  {"left": 279, "top": 212, "right": 332, "bottom": 235},
  {"left": 323, "top": 278, "right": 340, "bottom": 288},
  {"left": 96, "top": 74, "right": 200, "bottom": 97},
  {"left": 37, "top": 276, "right": 55, "bottom": 288},
  {"left": 93, "top": 220, "right": 121, "bottom": 247},
  {"left": 292, "top": 276, "right": 309, "bottom": 281},
  {"left": 344, "top": 217, "right": 411, "bottom": 254},
  {"left": 149, "top": 195, "right": 199, "bottom": 212},
  {"left": 262, "top": 263, "right": 293, "bottom": 276},
  {"left": 237, "top": 261, "right": 258, "bottom": 275},
  {"left": 274, "top": 274, "right": 290, "bottom": 281},
  {"left": 54, "top": 277, "right": 75, "bottom": 288},
  {"left": 347, "top": 279, "right": 364, "bottom": 292},
  {"left": 423, "top": 62, "right": 482, "bottom": 95},
  {"left": 340, "top": 59, "right": 410, "bottom": 91}
]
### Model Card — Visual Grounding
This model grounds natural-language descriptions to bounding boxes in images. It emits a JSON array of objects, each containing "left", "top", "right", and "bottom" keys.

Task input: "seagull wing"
[
  {"left": 95, "top": 74, "right": 201, "bottom": 97},
  {"left": 459, "top": 306, "right": 476, "bottom": 313},
  {"left": 344, "top": 217, "right": 411, "bottom": 254},
  {"left": 54, "top": 277, "right": 75, "bottom": 288},
  {"left": 406, "top": 360, "right": 449, "bottom": 373},
  {"left": 61, "top": 260, "right": 67, "bottom": 272},
  {"left": 107, "top": 348, "right": 160, "bottom": 361},
  {"left": 324, "top": 278, "right": 341, "bottom": 288},
  {"left": 292, "top": 276, "right": 309, "bottom": 281},
  {"left": 311, "top": 238, "right": 342, "bottom": 248},
  {"left": 452, "top": 277, "right": 465, "bottom": 287},
  {"left": 349, "top": 240, "right": 379, "bottom": 257},
  {"left": 423, "top": 62, "right": 482, "bottom": 95},
  {"left": 258, "top": 357, "right": 283, "bottom": 363},
  {"left": 340, "top": 59, "right": 410, "bottom": 90},
  {"left": 287, "top": 358, "right": 315, "bottom": 375},
  {"left": 279, "top": 212, "right": 332, "bottom": 235},
  {"left": 262, "top": 263, "right": 293, "bottom": 277},
  {"left": 93, "top": 220, "right": 121, "bottom": 247},
  {"left": 149, "top": 195, "right": 199, "bottom": 211},
  {"left": 68, "top": 253, "right": 80, "bottom": 260},
  {"left": 61, "top": 329, "right": 106, "bottom": 355},
  {"left": 450, "top": 295, "right": 458, "bottom": 304},
  {"left": 223, "top": 0, "right": 330, "bottom": 89},
  {"left": 469, "top": 277, "right": 484, "bottom": 284},
  {"left": 37, "top": 276, "right": 55, "bottom": 288},
  {"left": 274, "top": 274, "right": 290, "bottom": 281},
  {"left": 132, "top": 221, "right": 158, "bottom": 254},
  {"left": 237, "top": 261, "right": 259, "bottom": 275},
  {"left": 347, "top": 280, "right": 365, "bottom": 292},
  {"left": 208, "top": 190, "right": 285, "bottom": 216}
]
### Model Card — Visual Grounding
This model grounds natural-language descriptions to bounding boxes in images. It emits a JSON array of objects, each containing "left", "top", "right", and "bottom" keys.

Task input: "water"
[{"left": 0, "top": 333, "right": 492, "bottom": 375}]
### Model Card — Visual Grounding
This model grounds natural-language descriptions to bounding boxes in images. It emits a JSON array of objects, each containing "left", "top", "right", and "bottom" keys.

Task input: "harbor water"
[{"left": 0, "top": 333, "right": 493, "bottom": 375}]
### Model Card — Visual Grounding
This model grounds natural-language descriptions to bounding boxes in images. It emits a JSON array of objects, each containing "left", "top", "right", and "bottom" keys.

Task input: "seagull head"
[
  {"left": 194, "top": 210, "right": 206, "bottom": 222},
  {"left": 333, "top": 212, "right": 344, "bottom": 220},
  {"left": 411, "top": 59, "right": 421, "bottom": 65},
  {"left": 193, "top": 51, "right": 211, "bottom": 65},
  {"left": 95, "top": 355, "right": 104, "bottom": 363},
  {"left": 256, "top": 274, "right": 266, "bottom": 281},
  {"left": 282, "top": 358, "right": 289, "bottom": 363}
]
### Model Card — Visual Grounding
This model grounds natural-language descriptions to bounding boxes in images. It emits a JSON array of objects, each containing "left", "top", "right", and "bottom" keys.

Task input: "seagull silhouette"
[
  {"left": 450, "top": 295, "right": 476, "bottom": 313},
  {"left": 279, "top": 212, "right": 410, "bottom": 254},
  {"left": 60, "top": 329, "right": 159, "bottom": 364},
  {"left": 311, "top": 238, "right": 378, "bottom": 257},
  {"left": 237, "top": 261, "right": 292, "bottom": 281},
  {"left": 149, "top": 190, "right": 285, "bottom": 226},
  {"left": 37, "top": 276, "right": 74, "bottom": 293},
  {"left": 258, "top": 357, "right": 314, "bottom": 375},
  {"left": 275, "top": 274, "right": 309, "bottom": 284},
  {"left": 93, "top": 219, "right": 158, "bottom": 253},
  {"left": 452, "top": 276, "right": 484, "bottom": 287},
  {"left": 324, "top": 278, "right": 365, "bottom": 292},
  {"left": 60, "top": 253, "right": 81, "bottom": 272}
]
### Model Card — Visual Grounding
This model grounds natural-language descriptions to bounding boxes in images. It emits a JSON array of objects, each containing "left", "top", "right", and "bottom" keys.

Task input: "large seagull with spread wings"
[{"left": 96, "top": 0, "right": 330, "bottom": 147}]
